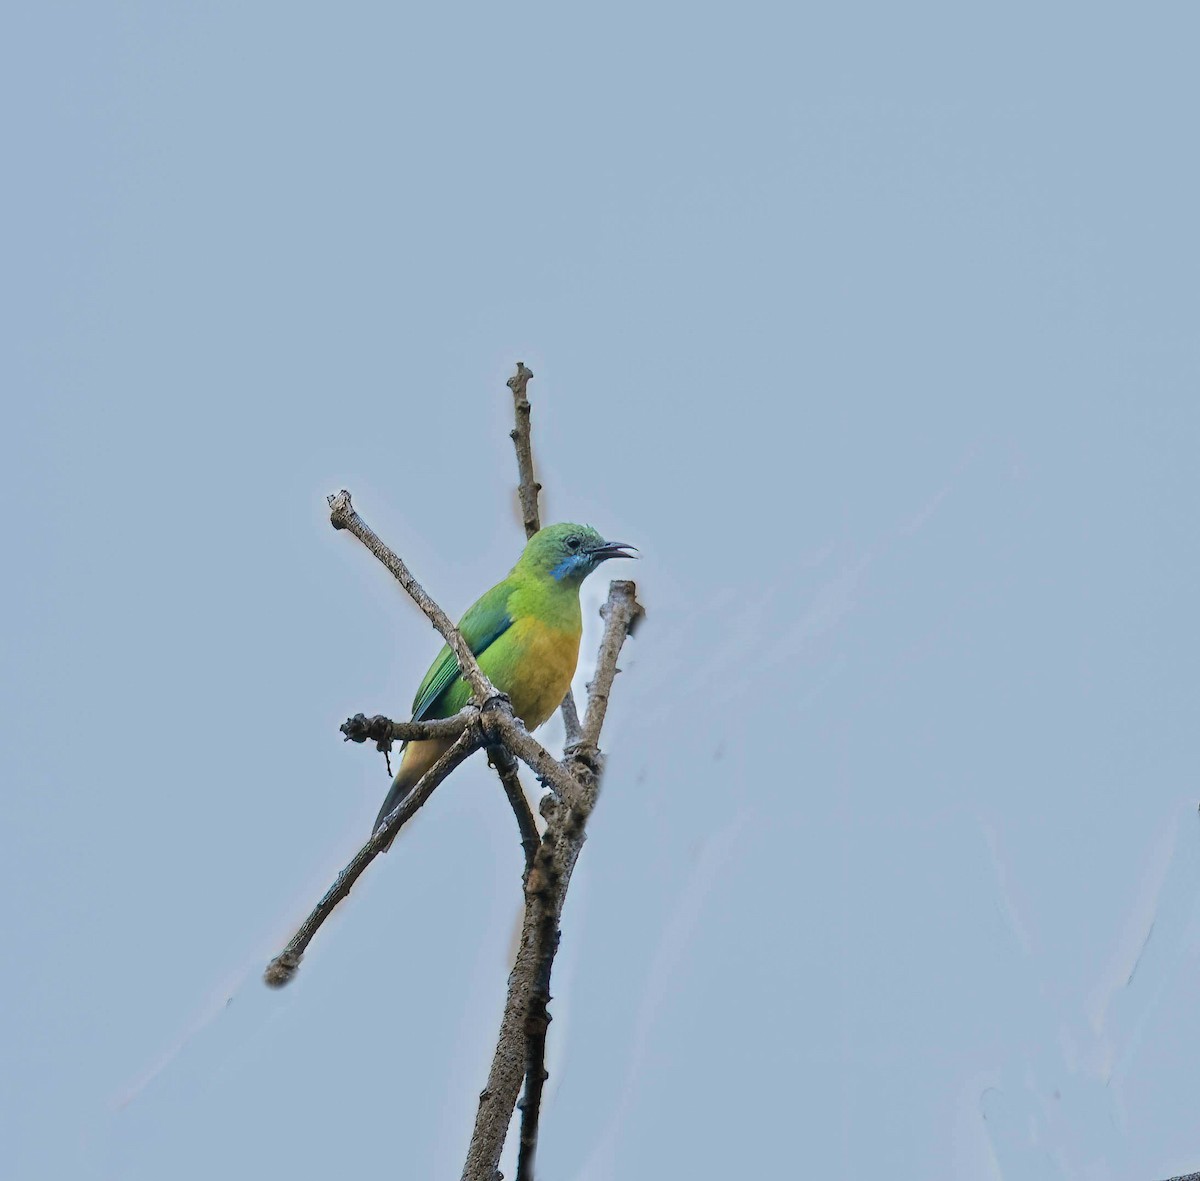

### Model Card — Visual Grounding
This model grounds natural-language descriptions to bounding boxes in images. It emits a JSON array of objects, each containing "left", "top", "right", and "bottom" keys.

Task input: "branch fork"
[{"left": 265, "top": 364, "right": 642, "bottom": 1181}]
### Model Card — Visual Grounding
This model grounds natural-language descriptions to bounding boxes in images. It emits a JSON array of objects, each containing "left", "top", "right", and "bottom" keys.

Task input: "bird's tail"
[
  {"left": 373, "top": 771, "right": 416, "bottom": 850},
  {"left": 373, "top": 739, "right": 450, "bottom": 851}
]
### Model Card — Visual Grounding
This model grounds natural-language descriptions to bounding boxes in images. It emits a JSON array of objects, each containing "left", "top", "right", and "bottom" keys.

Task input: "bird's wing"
[{"left": 410, "top": 581, "right": 514, "bottom": 722}]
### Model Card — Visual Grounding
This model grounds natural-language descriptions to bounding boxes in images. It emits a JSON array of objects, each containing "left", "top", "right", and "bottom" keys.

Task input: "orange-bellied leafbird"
[{"left": 374, "top": 523, "right": 635, "bottom": 842}]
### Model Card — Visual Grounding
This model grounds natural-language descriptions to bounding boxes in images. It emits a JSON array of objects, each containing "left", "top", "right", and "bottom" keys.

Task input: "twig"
[
  {"left": 558, "top": 690, "right": 583, "bottom": 748},
  {"left": 515, "top": 838, "right": 559, "bottom": 1181},
  {"left": 506, "top": 362, "right": 541, "bottom": 540},
  {"left": 340, "top": 709, "right": 478, "bottom": 746},
  {"left": 504, "top": 363, "right": 584, "bottom": 746},
  {"left": 484, "top": 710, "right": 587, "bottom": 814},
  {"left": 327, "top": 490, "right": 496, "bottom": 704},
  {"left": 488, "top": 745, "right": 539, "bottom": 871},
  {"left": 461, "top": 838, "right": 558, "bottom": 1181},
  {"left": 265, "top": 727, "right": 482, "bottom": 988},
  {"left": 577, "top": 580, "right": 644, "bottom": 756},
  {"left": 462, "top": 827, "right": 584, "bottom": 1181}
]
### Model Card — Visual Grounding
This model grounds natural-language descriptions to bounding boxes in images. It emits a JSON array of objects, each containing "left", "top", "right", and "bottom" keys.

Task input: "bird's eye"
[{"left": 565, "top": 535, "right": 581, "bottom": 552}]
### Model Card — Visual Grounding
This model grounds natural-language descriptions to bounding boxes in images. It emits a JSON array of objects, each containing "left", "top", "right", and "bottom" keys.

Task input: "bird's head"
[{"left": 516, "top": 522, "right": 637, "bottom": 585}]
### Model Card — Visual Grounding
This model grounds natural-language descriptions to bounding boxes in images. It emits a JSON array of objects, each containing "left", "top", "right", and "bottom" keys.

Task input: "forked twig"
[{"left": 262, "top": 363, "right": 642, "bottom": 1181}]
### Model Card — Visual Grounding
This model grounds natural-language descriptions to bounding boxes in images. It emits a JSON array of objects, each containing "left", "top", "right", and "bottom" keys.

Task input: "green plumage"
[{"left": 410, "top": 584, "right": 514, "bottom": 723}]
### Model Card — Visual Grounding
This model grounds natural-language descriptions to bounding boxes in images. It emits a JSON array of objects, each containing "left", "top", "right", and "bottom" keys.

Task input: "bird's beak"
[{"left": 587, "top": 540, "right": 639, "bottom": 562}]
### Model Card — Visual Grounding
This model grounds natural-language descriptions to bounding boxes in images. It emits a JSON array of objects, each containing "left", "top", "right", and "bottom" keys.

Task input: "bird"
[{"left": 374, "top": 522, "right": 636, "bottom": 844}]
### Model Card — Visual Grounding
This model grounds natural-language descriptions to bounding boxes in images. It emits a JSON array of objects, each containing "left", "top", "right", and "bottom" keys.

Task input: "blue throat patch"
[{"left": 551, "top": 554, "right": 588, "bottom": 582}]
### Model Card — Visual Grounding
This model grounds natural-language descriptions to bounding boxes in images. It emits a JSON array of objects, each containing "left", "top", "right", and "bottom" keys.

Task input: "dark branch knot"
[
  {"left": 506, "top": 361, "right": 534, "bottom": 394},
  {"left": 327, "top": 488, "right": 354, "bottom": 531},
  {"left": 264, "top": 951, "right": 301, "bottom": 988},
  {"left": 563, "top": 741, "right": 603, "bottom": 775},
  {"left": 478, "top": 693, "right": 514, "bottom": 742},
  {"left": 339, "top": 713, "right": 393, "bottom": 749}
]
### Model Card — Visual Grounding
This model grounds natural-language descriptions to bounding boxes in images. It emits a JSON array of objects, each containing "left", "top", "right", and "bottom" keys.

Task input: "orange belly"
[{"left": 480, "top": 615, "right": 581, "bottom": 731}]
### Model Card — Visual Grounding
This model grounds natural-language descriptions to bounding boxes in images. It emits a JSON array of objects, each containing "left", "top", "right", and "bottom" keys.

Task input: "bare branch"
[
  {"left": 463, "top": 806, "right": 591, "bottom": 1181},
  {"left": 506, "top": 362, "right": 541, "bottom": 539},
  {"left": 340, "top": 708, "right": 477, "bottom": 746},
  {"left": 558, "top": 690, "right": 583, "bottom": 749},
  {"left": 512, "top": 581, "right": 643, "bottom": 1175},
  {"left": 515, "top": 886, "right": 558, "bottom": 1181},
  {"left": 488, "top": 745, "right": 539, "bottom": 870},
  {"left": 486, "top": 711, "right": 588, "bottom": 814},
  {"left": 277, "top": 372, "right": 644, "bottom": 1178},
  {"left": 578, "top": 580, "right": 644, "bottom": 754},
  {"left": 462, "top": 829, "right": 562, "bottom": 1181},
  {"left": 504, "top": 364, "right": 584, "bottom": 744},
  {"left": 461, "top": 579, "right": 642, "bottom": 1180},
  {"left": 264, "top": 727, "right": 481, "bottom": 987},
  {"left": 327, "top": 489, "right": 496, "bottom": 704}
]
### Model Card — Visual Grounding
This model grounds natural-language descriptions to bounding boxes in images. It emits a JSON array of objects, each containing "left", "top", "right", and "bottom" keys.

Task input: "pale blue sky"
[{"left": 4, "top": 4, "right": 1199, "bottom": 1179}]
